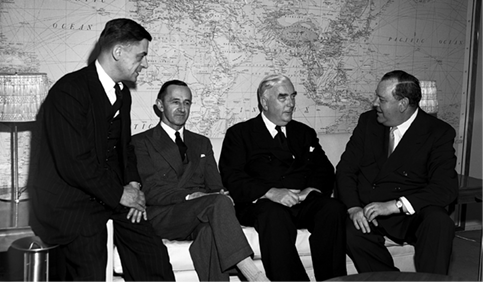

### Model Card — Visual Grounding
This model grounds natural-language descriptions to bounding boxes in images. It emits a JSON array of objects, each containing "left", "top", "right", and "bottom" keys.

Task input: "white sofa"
[{"left": 106, "top": 134, "right": 415, "bottom": 281}]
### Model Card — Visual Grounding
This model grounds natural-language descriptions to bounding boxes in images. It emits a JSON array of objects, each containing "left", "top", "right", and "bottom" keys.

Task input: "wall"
[{"left": 465, "top": 13, "right": 482, "bottom": 230}]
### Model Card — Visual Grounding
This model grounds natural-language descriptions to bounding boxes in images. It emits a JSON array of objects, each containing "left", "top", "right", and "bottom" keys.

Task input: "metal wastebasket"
[{"left": 11, "top": 236, "right": 58, "bottom": 281}]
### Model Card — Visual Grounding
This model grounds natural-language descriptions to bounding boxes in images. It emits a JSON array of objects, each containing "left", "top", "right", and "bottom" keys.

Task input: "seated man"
[
  {"left": 132, "top": 80, "right": 268, "bottom": 282},
  {"left": 219, "top": 74, "right": 347, "bottom": 281},
  {"left": 336, "top": 70, "right": 458, "bottom": 274}
]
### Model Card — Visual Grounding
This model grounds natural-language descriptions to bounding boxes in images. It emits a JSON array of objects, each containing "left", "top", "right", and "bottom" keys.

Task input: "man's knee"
[
  {"left": 211, "top": 193, "right": 234, "bottom": 208},
  {"left": 417, "top": 206, "right": 455, "bottom": 236}
]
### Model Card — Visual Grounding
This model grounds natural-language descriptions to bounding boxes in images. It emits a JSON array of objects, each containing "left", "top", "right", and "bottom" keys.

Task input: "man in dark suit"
[
  {"left": 29, "top": 18, "right": 174, "bottom": 281},
  {"left": 219, "top": 74, "right": 347, "bottom": 281},
  {"left": 336, "top": 70, "right": 458, "bottom": 274},
  {"left": 132, "top": 80, "right": 269, "bottom": 281}
]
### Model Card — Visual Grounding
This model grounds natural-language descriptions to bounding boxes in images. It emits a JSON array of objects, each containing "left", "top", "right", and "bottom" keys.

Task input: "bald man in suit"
[
  {"left": 132, "top": 80, "right": 268, "bottom": 282},
  {"left": 337, "top": 70, "right": 458, "bottom": 274}
]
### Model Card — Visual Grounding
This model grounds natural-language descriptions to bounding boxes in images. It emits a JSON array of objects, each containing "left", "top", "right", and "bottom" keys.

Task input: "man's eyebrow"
[{"left": 278, "top": 91, "right": 297, "bottom": 96}]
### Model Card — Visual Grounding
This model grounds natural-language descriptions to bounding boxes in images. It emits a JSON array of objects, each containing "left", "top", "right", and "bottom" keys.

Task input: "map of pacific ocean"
[{"left": 0, "top": 0, "right": 470, "bottom": 189}]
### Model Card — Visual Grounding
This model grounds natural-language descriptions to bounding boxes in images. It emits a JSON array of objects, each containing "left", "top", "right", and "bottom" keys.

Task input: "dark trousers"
[
  {"left": 149, "top": 194, "right": 253, "bottom": 281},
  {"left": 346, "top": 206, "right": 455, "bottom": 275},
  {"left": 53, "top": 209, "right": 174, "bottom": 281},
  {"left": 238, "top": 193, "right": 347, "bottom": 281}
]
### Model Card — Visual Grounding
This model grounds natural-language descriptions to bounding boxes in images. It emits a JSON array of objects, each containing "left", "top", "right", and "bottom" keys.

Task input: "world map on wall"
[{"left": 0, "top": 0, "right": 470, "bottom": 189}]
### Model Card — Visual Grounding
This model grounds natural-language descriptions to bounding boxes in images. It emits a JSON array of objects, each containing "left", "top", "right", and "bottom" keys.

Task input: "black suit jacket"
[
  {"left": 30, "top": 63, "right": 140, "bottom": 244},
  {"left": 219, "top": 114, "right": 335, "bottom": 209},
  {"left": 336, "top": 109, "right": 458, "bottom": 237}
]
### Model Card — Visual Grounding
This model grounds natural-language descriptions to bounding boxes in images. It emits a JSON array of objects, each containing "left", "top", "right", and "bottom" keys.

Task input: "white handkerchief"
[
  {"left": 201, "top": 154, "right": 206, "bottom": 158},
  {"left": 309, "top": 146, "right": 315, "bottom": 152}
]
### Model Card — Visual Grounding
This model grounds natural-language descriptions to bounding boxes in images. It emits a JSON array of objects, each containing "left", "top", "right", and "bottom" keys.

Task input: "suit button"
[{"left": 372, "top": 184, "right": 376, "bottom": 189}]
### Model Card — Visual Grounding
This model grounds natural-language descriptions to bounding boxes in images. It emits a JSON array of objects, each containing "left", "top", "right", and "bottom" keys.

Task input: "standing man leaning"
[
  {"left": 29, "top": 18, "right": 174, "bottom": 281},
  {"left": 336, "top": 70, "right": 458, "bottom": 274},
  {"left": 132, "top": 80, "right": 269, "bottom": 282},
  {"left": 219, "top": 74, "right": 347, "bottom": 281}
]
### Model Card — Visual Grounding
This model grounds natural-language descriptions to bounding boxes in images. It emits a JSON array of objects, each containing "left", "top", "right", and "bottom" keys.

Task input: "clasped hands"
[
  {"left": 265, "top": 187, "right": 321, "bottom": 207},
  {"left": 348, "top": 200, "right": 399, "bottom": 233}
]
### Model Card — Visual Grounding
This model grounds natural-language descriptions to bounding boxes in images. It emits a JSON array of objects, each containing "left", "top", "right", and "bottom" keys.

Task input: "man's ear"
[
  {"left": 155, "top": 98, "right": 164, "bottom": 112},
  {"left": 260, "top": 95, "right": 269, "bottom": 111},
  {"left": 112, "top": 45, "right": 122, "bottom": 61},
  {"left": 399, "top": 97, "right": 409, "bottom": 112}
]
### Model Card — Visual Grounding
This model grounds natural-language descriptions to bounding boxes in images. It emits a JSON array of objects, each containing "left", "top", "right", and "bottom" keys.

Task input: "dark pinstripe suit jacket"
[{"left": 29, "top": 63, "right": 140, "bottom": 245}]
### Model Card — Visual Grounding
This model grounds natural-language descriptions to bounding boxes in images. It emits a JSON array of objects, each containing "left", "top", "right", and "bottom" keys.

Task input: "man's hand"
[
  {"left": 297, "top": 187, "right": 321, "bottom": 202},
  {"left": 127, "top": 208, "right": 147, "bottom": 223},
  {"left": 363, "top": 201, "right": 399, "bottom": 223},
  {"left": 120, "top": 182, "right": 146, "bottom": 223},
  {"left": 348, "top": 206, "right": 372, "bottom": 233},
  {"left": 186, "top": 191, "right": 211, "bottom": 200},
  {"left": 264, "top": 188, "right": 300, "bottom": 207}
]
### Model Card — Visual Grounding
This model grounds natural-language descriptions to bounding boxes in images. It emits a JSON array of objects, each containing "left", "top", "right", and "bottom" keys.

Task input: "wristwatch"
[{"left": 395, "top": 199, "right": 404, "bottom": 213}]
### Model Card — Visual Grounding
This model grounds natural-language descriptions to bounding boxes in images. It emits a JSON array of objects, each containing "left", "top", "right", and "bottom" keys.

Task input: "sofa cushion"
[{"left": 113, "top": 226, "right": 415, "bottom": 275}]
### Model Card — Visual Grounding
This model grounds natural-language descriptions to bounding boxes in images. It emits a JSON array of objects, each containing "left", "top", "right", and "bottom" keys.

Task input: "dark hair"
[
  {"left": 98, "top": 18, "right": 152, "bottom": 51},
  {"left": 380, "top": 70, "right": 421, "bottom": 106},
  {"left": 157, "top": 80, "right": 189, "bottom": 100}
]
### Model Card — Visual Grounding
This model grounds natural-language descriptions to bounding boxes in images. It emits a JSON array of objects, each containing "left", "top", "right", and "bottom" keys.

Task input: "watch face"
[{"left": 396, "top": 200, "right": 403, "bottom": 208}]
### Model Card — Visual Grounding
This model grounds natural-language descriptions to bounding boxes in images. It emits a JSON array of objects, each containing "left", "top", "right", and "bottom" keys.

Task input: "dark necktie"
[
  {"left": 175, "top": 131, "right": 187, "bottom": 161},
  {"left": 388, "top": 126, "right": 397, "bottom": 157},
  {"left": 275, "top": 125, "right": 290, "bottom": 151},
  {"left": 112, "top": 83, "right": 123, "bottom": 115}
]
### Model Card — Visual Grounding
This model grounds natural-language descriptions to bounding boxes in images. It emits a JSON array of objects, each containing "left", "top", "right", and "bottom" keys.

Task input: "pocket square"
[
  {"left": 309, "top": 146, "right": 315, "bottom": 152},
  {"left": 201, "top": 154, "right": 206, "bottom": 158}
]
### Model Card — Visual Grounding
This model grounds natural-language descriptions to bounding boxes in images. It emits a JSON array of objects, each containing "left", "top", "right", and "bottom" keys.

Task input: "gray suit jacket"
[{"left": 132, "top": 124, "right": 224, "bottom": 216}]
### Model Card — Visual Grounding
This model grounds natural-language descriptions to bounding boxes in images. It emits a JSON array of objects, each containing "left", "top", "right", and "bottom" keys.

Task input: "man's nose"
[
  {"left": 141, "top": 57, "right": 148, "bottom": 69},
  {"left": 373, "top": 97, "right": 380, "bottom": 107}
]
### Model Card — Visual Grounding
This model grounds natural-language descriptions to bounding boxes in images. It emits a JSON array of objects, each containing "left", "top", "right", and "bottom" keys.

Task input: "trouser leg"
[
  {"left": 241, "top": 200, "right": 309, "bottom": 281},
  {"left": 56, "top": 228, "right": 108, "bottom": 281},
  {"left": 112, "top": 210, "right": 174, "bottom": 281},
  {"left": 298, "top": 195, "right": 347, "bottom": 280},
  {"left": 406, "top": 206, "right": 454, "bottom": 274},
  {"left": 345, "top": 217, "right": 398, "bottom": 273}
]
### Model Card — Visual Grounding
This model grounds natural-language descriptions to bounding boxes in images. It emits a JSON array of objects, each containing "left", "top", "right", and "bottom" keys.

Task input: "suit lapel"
[
  {"left": 85, "top": 64, "right": 109, "bottom": 164},
  {"left": 376, "top": 111, "right": 430, "bottom": 179},
  {"left": 148, "top": 125, "right": 185, "bottom": 177},
  {"left": 177, "top": 130, "right": 200, "bottom": 187},
  {"left": 253, "top": 115, "right": 293, "bottom": 162}
]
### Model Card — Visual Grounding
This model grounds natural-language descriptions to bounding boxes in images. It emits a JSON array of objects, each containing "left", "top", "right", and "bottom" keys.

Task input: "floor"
[{"left": 0, "top": 229, "right": 481, "bottom": 281}]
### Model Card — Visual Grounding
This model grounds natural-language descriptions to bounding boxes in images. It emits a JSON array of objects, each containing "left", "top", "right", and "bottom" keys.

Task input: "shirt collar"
[
  {"left": 95, "top": 60, "right": 123, "bottom": 92},
  {"left": 160, "top": 121, "right": 184, "bottom": 143},
  {"left": 261, "top": 112, "right": 286, "bottom": 138},
  {"left": 396, "top": 108, "right": 419, "bottom": 136}
]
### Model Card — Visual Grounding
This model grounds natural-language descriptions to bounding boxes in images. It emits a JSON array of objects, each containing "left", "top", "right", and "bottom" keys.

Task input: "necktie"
[
  {"left": 175, "top": 131, "right": 187, "bottom": 161},
  {"left": 275, "top": 125, "right": 290, "bottom": 151},
  {"left": 112, "top": 83, "right": 123, "bottom": 115},
  {"left": 388, "top": 126, "right": 397, "bottom": 157}
]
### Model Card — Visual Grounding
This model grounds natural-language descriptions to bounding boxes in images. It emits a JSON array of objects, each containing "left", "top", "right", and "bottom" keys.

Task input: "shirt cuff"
[{"left": 400, "top": 196, "right": 415, "bottom": 215}]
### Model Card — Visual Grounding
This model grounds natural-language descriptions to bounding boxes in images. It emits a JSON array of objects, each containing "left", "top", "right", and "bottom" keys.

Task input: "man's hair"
[
  {"left": 380, "top": 70, "right": 421, "bottom": 106},
  {"left": 157, "top": 80, "right": 189, "bottom": 100},
  {"left": 98, "top": 18, "right": 152, "bottom": 51},
  {"left": 257, "top": 74, "right": 292, "bottom": 111}
]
